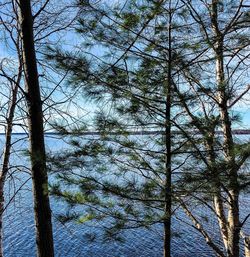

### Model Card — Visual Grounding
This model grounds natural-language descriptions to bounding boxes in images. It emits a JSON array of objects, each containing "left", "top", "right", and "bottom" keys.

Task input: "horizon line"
[{"left": 1, "top": 129, "right": 250, "bottom": 136}]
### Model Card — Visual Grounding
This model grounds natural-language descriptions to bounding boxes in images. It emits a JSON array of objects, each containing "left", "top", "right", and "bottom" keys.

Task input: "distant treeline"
[{"left": 1, "top": 130, "right": 250, "bottom": 136}]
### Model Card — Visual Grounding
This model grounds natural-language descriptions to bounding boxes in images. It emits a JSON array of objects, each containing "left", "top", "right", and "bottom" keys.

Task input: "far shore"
[{"left": 0, "top": 129, "right": 250, "bottom": 136}]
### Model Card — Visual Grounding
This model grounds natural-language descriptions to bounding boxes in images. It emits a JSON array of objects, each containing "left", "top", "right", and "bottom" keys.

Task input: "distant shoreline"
[{"left": 0, "top": 129, "right": 250, "bottom": 136}]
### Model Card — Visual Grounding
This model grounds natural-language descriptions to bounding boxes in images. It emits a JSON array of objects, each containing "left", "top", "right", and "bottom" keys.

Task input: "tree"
[
  {"left": 174, "top": 1, "right": 250, "bottom": 256},
  {"left": 48, "top": 1, "right": 200, "bottom": 256},
  {"left": 0, "top": 61, "right": 22, "bottom": 257},
  {"left": 0, "top": 3, "right": 25, "bottom": 256},
  {"left": 0, "top": 0, "right": 79, "bottom": 255},
  {"left": 49, "top": 1, "right": 250, "bottom": 256},
  {"left": 17, "top": 0, "right": 54, "bottom": 256}
]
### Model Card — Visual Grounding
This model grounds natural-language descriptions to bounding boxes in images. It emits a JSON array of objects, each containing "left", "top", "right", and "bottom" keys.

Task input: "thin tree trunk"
[
  {"left": 0, "top": 181, "right": 4, "bottom": 257},
  {"left": 206, "top": 140, "right": 229, "bottom": 252},
  {"left": 179, "top": 199, "right": 225, "bottom": 257},
  {"left": 164, "top": 3, "right": 172, "bottom": 256},
  {"left": 0, "top": 67, "right": 21, "bottom": 257},
  {"left": 213, "top": 195, "right": 228, "bottom": 250},
  {"left": 17, "top": 1, "right": 54, "bottom": 256},
  {"left": 211, "top": 1, "right": 239, "bottom": 256},
  {"left": 217, "top": 40, "right": 239, "bottom": 257}
]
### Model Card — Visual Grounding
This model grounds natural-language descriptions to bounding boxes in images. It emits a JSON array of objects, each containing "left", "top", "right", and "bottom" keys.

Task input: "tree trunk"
[
  {"left": 217, "top": 48, "right": 239, "bottom": 257},
  {"left": 211, "top": 2, "right": 240, "bottom": 256},
  {"left": 213, "top": 195, "right": 228, "bottom": 250},
  {"left": 244, "top": 236, "right": 250, "bottom": 257},
  {"left": 179, "top": 199, "right": 225, "bottom": 257},
  {"left": 206, "top": 140, "right": 229, "bottom": 252},
  {"left": 0, "top": 70, "right": 21, "bottom": 256},
  {"left": 164, "top": 3, "right": 172, "bottom": 257},
  {"left": 164, "top": 68, "right": 172, "bottom": 256},
  {"left": 17, "top": 1, "right": 54, "bottom": 256},
  {"left": 0, "top": 183, "right": 4, "bottom": 257},
  {"left": 217, "top": 44, "right": 239, "bottom": 257}
]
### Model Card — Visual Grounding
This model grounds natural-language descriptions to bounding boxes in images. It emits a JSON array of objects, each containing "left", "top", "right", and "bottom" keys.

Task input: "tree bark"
[
  {"left": 216, "top": 35, "right": 239, "bottom": 257},
  {"left": 211, "top": 2, "right": 240, "bottom": 256},
  {"left": 244, "top": 236, "right": 250, "bottom": 257},
  {"left": 0, "top": 185, "right": 3, "bottom": 257},
  {"left": 17, "top": 1, "right": 54, "bottom": 256},
  {"left": 206, "top": 139, "right": 229, "bottom": 252},
  {"left": 213, "top": 195, "right": 228, "bottom": 251},
  {"left": 164, "top": 3, "right": 172, "bottom": 256}
]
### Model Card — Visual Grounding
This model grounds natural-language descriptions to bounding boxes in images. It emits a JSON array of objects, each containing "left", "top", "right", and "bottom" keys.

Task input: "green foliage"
[
  {"left": 122, "top": 12, "right": 140, "bottom": 28},
  {"left": 47, "top": 0, "right": 250, "bottom": 252}
]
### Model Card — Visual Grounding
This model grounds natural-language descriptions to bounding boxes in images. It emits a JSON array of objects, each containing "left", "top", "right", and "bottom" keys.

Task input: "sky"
[{"left": 0, "top": 0, "right": 249, "bottom": 133}]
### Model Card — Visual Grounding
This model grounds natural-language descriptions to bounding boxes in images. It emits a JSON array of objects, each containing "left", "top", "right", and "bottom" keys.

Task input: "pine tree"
[
  {"left": 174, "top": 1, "right": 250, "bottom": 256},
  {"left": 48, "top": 1, "right": 197, "bottom": 256},
  {"left": 47, "top": 1, "right": 250, "bottom": 256}
]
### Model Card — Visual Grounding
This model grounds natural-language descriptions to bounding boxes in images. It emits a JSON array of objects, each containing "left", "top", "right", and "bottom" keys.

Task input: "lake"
[{"left": 1, "top": 134, "right": 249, "bottom": 257}]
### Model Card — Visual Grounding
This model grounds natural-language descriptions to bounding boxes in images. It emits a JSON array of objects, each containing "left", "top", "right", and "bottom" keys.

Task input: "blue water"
[{"left": 1, "top": 135, "right": 249, "bottom": 256}]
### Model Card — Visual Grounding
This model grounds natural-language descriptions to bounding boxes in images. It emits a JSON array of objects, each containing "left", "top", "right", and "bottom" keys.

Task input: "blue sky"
[{"left": 0, "top": 0, "right": 249, "bottom": 133}]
